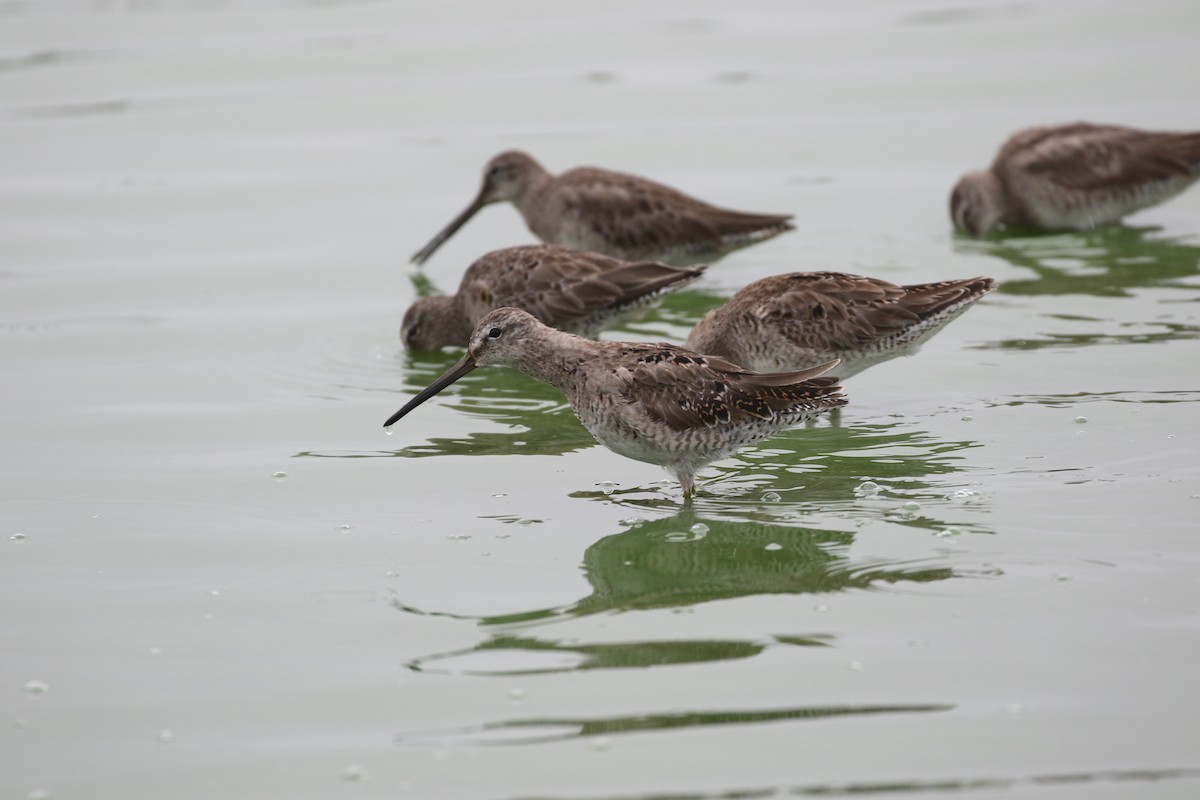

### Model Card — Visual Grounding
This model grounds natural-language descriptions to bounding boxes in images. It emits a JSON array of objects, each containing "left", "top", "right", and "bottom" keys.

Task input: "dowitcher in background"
[
  {"left": 411, "top": 151, "right": 794, "bottom": 267},
  {"left": 384, "top": 308, "right": 846, "bottom": 498},
  {"left": 402, "top": 244, "right": 704, "bottom": 351},
  {"left": 951, "top": 122, "right": 1200, "bottom": 236},
  {"left": 685, "top": 272, "right": 995, "bottom": 377}
]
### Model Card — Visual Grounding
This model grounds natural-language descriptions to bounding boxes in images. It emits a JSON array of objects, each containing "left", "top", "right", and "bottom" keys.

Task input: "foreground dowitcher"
[
  {"left": 384, "top": 308, "right": 846, "bottom": 498},
  {"left": 951, "top": 122, "right": 1200, "bottom": 236},
  {"left": 686, "top": 272, "right": 995, "bottom": 377},
  {"left": 402, "top": 244, "right": 704, "bottom": 351},
  {"left": 411, "top": 151, "right": 794, "bottom": 267}
]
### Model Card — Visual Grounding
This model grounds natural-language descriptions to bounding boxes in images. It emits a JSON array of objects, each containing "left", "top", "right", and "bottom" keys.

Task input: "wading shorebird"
[
  {"left": 402, "top": 244, "right": 704, "bottom": 351},
  {"left": 685, "top": 272, "right": 995, "bottom": 378},
  {"left": 411, "top": 151, "right": 794, "bottom": 267},
  {"left": 950, "top": 122, "right": 1200, "bottom": 236},
  {"left": 384, "top": 308, "right": 846, "bottom": 498}
]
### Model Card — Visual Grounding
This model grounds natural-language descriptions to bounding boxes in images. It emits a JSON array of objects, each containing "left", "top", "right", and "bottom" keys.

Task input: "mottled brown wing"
[
  {"left": 1002, "top": 123, "right": 1200, "bottom": 191},
  {"left": 617, "top": 345, "right": 845, "bottom": 430},
  {"left": 741, "top": 272, "right": 921, "bottom": 352},
  {"left": 458, "top": 245, "right": 702, "bottom": 328},
  {"left": 558, "top": 168, "right": 793, "bottom": 253}
]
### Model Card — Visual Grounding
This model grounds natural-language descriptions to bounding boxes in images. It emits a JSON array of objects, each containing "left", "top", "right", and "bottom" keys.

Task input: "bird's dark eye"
[
  {"left": 405, "top": 326, "right": 418, "bottom": 343},
  {"left": 487, "top": 326, "right": 502, "bottom": 339}
]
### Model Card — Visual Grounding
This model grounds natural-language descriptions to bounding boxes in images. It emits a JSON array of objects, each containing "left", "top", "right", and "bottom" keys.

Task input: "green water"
[{"left": 3, "top": 1, "right": 1199, "bottom": 798}]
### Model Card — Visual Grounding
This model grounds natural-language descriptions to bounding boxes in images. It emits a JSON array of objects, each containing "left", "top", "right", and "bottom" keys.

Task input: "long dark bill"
[
  {"left": 383, "top": 354, "right": 477, "bottom": 428},
  {"left": 410, "top": 190, "right": 486, "bottom": 266}
]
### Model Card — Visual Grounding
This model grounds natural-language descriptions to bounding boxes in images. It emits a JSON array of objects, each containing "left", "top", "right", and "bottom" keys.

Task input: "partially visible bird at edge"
[
  {"left": 383, "top": 308, "right": 846, "bottom": 499},
  {"left": 411, "top": 150, "right": 795, "bottom": 267},
  {"left": 402, "top": 244, "right": 704, "bottom": 351},
  {"left": 951, "top": 122, "right": 1200, "bottom": 236}
]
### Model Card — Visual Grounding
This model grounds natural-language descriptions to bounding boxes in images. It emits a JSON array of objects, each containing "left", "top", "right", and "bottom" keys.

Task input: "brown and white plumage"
[
  {"left": 402, "top": 244, "right": 704, "bottom": 351},
  {"left": 384, "top": 308, "right": 846, "bottom": 498},
  {"left": 411, "top": 151, "right": 794, "bottom": 267},
  {"left": 686, "top": 272, "right": 996, "bottom": 377},
  {"left": 951, "top": 122, "right": 1200, "bottom": 236}
]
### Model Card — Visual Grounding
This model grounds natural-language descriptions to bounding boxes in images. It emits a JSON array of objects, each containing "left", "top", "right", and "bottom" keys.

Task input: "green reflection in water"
[
  {"left": 394, "top": 702, "right": 952, "bottom": 747},
  {"left": 391, "top": 511, "right": 980, "bottom": 628},
  {"left": 405, "top": 633, "right": 831, "bottom": 676},
  {"left": 955, "top": 225, "right": 1200, "bottom": 298},
  {"left": 505, "top": 767, "right": 1200, "bottom": 799}
]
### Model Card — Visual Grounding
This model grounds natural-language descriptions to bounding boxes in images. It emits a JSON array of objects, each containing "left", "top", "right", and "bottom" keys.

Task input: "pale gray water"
[{"left": 2, "top": 1, "right": 1199, "bottom": 798}]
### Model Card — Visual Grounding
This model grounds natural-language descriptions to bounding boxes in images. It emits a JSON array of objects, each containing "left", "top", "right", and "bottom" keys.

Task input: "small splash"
[
  {"left": 342, "top": 764, "right": 369, "bottom": 783},
  {"left": 272, "top": 471, "right": 287, "bottom": 481},
  {"left": 23, "top": 680, "right": 49, "bottom": 695},
  {"left": 761, "top": 491, "right": 782, "bottom": 503},
  {"left": 10, "top": 533, "right": 27, "bottom": 543}
]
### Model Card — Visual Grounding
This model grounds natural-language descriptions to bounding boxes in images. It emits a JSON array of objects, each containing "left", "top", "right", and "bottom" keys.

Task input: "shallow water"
[{"left": 3, "top": 1, "right": 1199, "bottom": 798}]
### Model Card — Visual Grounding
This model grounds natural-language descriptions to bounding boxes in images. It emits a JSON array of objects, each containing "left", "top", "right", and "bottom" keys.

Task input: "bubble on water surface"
[
  {"left": 814, "top": 604, "right": 830, "bottom": 613},
  {"left": 761, "top": 491, "right": 782, "bottom": 503},
  {"left": 23, "top": 680, "right": 49, "bottom": 695},
  {"left": 1073, "top": 416, "right": 1088, "bottom": 424},
  {"left": 961, "top": 415, "right": 974, "bottom": 422},
  {"left": 764, "top": 542, "right": 783, "bottom": 552},
  {"left": 848, "top": 661, "right": 863, "bottom": 671},
  {"left": 342, "top": 764, "right": 369, "bottom": 782},
  {"left": 854, "top": 480, "right": 880, "bottom": 497},
  {"left": 689, "top": 522, "right": 709, "bottom": 535},
  {"left": 10, "top": 533, "right": 27, "bottom": 542},
  {"left": 157, "top": 728, "right": 174, "bottom": 743},
  {"left": 272, "top": 471, "right": 287, "bottom": 481},
  {"left": 337, "top": 524, "right": 352, "bottom": 532},
  {"left": 934, "top": 527, "right": 963, "bottom": 539},
  {"left": 491, "top": 493, "right": 507, "bottom": 498},
  {"left": 508, "top": 688, "right": 526, "bottom": 700},
  {"left": 598, "top": 481, "right": 617, "bottom": 495}
]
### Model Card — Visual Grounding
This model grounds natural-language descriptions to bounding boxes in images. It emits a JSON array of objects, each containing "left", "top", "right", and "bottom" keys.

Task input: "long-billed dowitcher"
[
  {"left": 685, "top": 272, "right": 995, "bottom": 377},
  {"left": 384, "top": 308, "right": 846, "bottom": 498},
  {"left": 951, "top": 122, "right": 1200, "bottom": 236},
  {"left": 411, "top": 151, "right": 794, "bottom": 267},
  {"left": 402, "top": 244, "right": 704, "bottom": 351}
]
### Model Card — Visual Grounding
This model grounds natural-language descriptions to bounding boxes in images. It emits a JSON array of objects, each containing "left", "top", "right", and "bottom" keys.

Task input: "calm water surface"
[{"left": 2, "top": 1, "right": 1199, "bottom": 798}]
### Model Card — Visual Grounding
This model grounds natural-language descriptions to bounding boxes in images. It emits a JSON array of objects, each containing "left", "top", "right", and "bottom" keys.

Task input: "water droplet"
[
  {"left": 854, "top": 480, "right": 880, "bottom": 497},
  {"left": 598, "top": 481, "right": 617, "bottom": 495},
  {"left": 589, "top": 736, "right": 612, "bottom": 751},
  {"left": 764, "top": 542, "right": 783, "bottom": 552},
  {"left": 342, "top": 764, "right": 369, "bottom": 782},
  {"left": 1073, "top": 416, "right": 1088, "bottom": 424},
  {"left": 383, "top": 426, "right": 393, "bottom": 435},
  {"left": 508, "top": 688, "right": 526, "bottom": 700},
  {"left": 23, "top": 680, "right": 49, "bottom": 695},
  {"left": 157, "top": 728, "right": 174, "bottom": 743},
  {"left": 761, "top": 491, "right": 782, "bottom": 503},
  {"left": 10, "top": 533, "right": 27, "bottom": 543},
  {"left": 272, "top": 471, "right": 287, "bottom": 481},
  {"left": 689, "top": 522, "right": 709, "bottom": 535}
]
